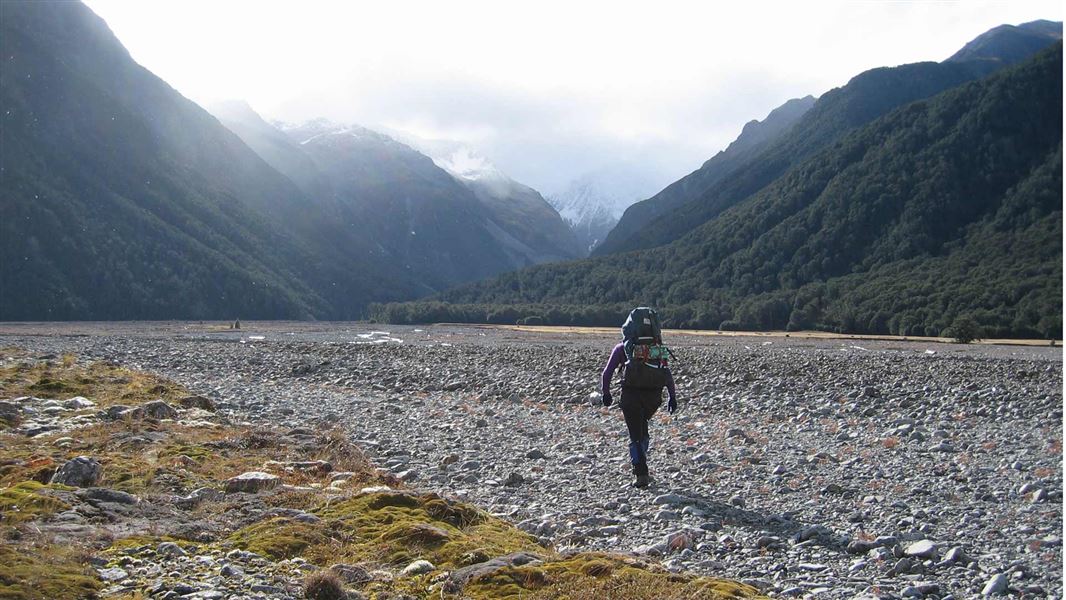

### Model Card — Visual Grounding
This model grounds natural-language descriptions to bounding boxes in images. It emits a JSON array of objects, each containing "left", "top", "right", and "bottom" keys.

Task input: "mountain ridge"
[
  {"left": 377, "top": 42, "right": 1063, "bottom": 339},
  {"left": 594, "top": 21, "right": 1061, "bottom": 256},
  {"left": 596, "top": 95, "right": 817, "bottom": 254}
]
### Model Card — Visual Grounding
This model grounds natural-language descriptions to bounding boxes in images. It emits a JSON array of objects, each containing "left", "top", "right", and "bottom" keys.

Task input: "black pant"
[{"left": 620, "top": 386, "right": 662, "bottom": 475}]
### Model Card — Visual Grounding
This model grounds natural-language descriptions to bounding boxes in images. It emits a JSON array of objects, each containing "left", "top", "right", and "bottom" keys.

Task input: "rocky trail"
[{"left": 0, "top": 322, "right": 1061, "bottom": 599}]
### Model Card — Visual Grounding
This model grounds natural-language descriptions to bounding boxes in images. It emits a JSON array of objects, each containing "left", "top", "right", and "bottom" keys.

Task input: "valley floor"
[{"left": 0, "top": 322, "right": 1061, "bottom": 599}]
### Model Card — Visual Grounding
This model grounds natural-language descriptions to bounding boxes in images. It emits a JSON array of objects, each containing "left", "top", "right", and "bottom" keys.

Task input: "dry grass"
[
  {"left": 303, "top": 570, "right": 348, "bottom": 600},
  {"left": 0, "top": 351, "right": 188, "bottom": 410}
]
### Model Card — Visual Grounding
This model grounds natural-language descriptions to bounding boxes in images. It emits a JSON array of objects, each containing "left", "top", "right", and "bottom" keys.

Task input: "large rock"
[
  {"left": 904, "top": 540, "right": 938, "bottom": 559},
  {"left": 141, "top": 400, "right": 179, "bottom": 420},
  {"left": 400, "top": 560, "right": 435, "bottom": 576},
  {"left": 448, "top": 552, "right": 544, "bottom": 589},
  {"left": 0, "top": 401, "right": 22, "bottom": 426},
  {"left": 224, "top": 471, "right": 280, "bottom": 493},
  {"left": 51, "top": 456, "right": 102, "bottom": 487},
  {"left": 177, "top": 395, "right": 217, "bottom": 411},
  {"left": 63, "top": 396, "right": 96, "bottom": 410},
  {"left": 982, "top": 573, "right": 1009, "bottom": 596},
  {"left": 78, "top": 487, "right": 138, "bottom": 505}
]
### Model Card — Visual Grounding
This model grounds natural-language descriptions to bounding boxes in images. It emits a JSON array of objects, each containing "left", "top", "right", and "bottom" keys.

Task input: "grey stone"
[
  {"left": 157, "top": 542, "right": 186, "bottom": 557},
  {"left": 448, "top": 552, "right": 543, "bottom": 588},
  {"left": 101, "top": 405, "right": 131, "bottom": 420},
  {"left": 904, "top": 539, "right": 938, "bottom": 559},
  {"left": 0, "top": 401, "right": 21, "bottom": 425},
  {"left": 79, "top": 487, "right": 138, "bottom": 505},
  {"left": 652, "top": 493, "right": 689, "bottom": 506},
  {"left": 97, "top": 567, "right": 128, "bottom": 582},
  {"left": 224, "top": 471, "right": 280, "bottom": 493},
  {"left": 141, "top": 400, "right": 179, "bottom": 420},
  {"left": 177, "top": 487, "right": 224, "bottom": 507},
  {"left": 982, "top": 573, "right": 1009, "bottom": 596},
  {"left": 902, "top": 583, "right": 940, "bottom": 597},
  {"left": 51, "top": 456, "right": 102, "bottom": 487},
  {"left": 63, "top": 396, "right": 95, "bottom": 410},
  {"left": 177, "top": 395, "right": 217, "bottom": 411},
  {"left": 664, "top": 530, "right": 695, "bottom": 552},
  {"left": 400, "top": 559, "right": 435, "bottom": 576}
]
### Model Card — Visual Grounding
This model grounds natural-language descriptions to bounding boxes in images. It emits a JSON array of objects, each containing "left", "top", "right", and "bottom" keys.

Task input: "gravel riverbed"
[{"left": 1, "top": 322, "right": 1061, "bottom": 599}]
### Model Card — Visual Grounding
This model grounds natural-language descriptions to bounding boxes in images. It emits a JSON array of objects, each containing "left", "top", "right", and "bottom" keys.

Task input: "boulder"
[
  {"left": 141, "top": 400, "right": 179, "bottom": 420},
  {"left": 177, "top": 395, "right": 216, "bottom": 411},
  {"left": 400, "top": 560, "right": 435, "bottom": 576},
  {"left": 904, "top": 539, "right": 938, "bottom": 559},
  {"left": 63, "top": 396, "right": 96, "bottom": 410},
  {"left": 78, "top": 487, "right": 138, "bottom": 505},
  {"left": 51, "top": 456, "right": 102, "bottom": 487},
  {"left": 0, "top": 401, "right": 22, "bottom": 426},
  {"left": 224, "top": 472, "right": 280, "bottom": 494},
  {"left": 448, "top": 552, "right": 544, "bottom": 588},
  {"left": 176, "top": 487, "right": 225, "bottom": 508}
]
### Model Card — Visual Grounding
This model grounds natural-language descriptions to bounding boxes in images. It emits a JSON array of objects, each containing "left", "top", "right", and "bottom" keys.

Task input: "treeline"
[{"left": 369, "top": 272, "right": 1061, "bottom": 339}]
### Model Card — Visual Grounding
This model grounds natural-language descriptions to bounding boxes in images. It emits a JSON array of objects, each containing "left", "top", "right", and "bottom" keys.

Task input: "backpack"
[{"left": 620, "top": 307, "right": 670, "bottom": 390}]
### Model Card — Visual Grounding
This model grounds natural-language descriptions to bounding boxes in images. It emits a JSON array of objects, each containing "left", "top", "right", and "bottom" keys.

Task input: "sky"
[{"left": 84, "top": 0, "right": 1061, "bottom": 196}]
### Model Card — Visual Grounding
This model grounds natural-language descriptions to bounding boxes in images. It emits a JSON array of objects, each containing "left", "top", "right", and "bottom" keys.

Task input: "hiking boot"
[{"left": 634, "top": 474, "right": 650, "bottom": 488}]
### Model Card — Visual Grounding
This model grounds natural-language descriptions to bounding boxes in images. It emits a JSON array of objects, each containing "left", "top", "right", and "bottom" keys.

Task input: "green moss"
[
  {"left": 0, "top": 481, "right": 70, "bottom": 523},
  {"left": 157, "top": 443, "right": 216, "bottom": 463},
  {"left": 228, "top": 517, "right": 328, "bottom": 560},
  {"left": 226, "top": 491, "right": 542, "bottom": 570},
  {"left": 0, "top": 544, "right": 101, "bottom": 600}
]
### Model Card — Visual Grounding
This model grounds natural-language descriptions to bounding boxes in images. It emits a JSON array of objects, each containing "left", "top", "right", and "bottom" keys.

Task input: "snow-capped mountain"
[
  {"left": 388, "top": 133, "right": 584, "bottom": 262},
  {"left": 548, "top": 164, "right": 665, "bottom": 254}
]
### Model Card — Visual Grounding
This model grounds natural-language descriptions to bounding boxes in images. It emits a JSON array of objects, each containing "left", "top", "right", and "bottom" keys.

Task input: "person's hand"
[
  {"left": 668, "top": 397, "right": 678, "bottom": 414},
  {"left": 602, "top": 390, "right": 613, "bottom": 407}
]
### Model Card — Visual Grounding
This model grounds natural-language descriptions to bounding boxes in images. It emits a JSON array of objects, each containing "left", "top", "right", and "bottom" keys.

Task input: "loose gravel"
[{"left": 1, "top": 322, "right": 1061, "bottom": 599}]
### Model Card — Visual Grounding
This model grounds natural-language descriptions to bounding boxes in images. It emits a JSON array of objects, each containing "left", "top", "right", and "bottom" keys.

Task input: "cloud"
[{"left": 85, "top": 0, "right": 1063, "bottom": 194}]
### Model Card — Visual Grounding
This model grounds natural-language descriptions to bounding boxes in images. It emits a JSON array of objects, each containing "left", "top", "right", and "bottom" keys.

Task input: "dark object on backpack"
[
  {"left": 622, "top": 307, "right": 662, "bottom": 358},
  {"left": 620, "top": 307, "right": 669, "bottom": 390}
]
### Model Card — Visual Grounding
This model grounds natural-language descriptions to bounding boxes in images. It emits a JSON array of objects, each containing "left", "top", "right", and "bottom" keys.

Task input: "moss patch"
[
  {"left": 0, "top": 481, "right": 71, "bottom": 524},
  {"left": 229, "top": 491, "right": 542, "bottom": 570},
  {"left": 0, "top": 543, "right": 101, "bottom": 600},
  {"left": 228, "top": 517, "right": 329, "bottom": 560}
]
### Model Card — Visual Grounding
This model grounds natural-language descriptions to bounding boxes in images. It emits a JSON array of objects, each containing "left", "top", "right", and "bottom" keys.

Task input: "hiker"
[{"left": 600, "top": 307, "right": 677, "bottom": 487}]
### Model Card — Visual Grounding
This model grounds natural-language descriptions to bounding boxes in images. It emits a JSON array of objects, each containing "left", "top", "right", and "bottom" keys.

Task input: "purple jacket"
[{"left": 601, "top": 342, "right": 676, "bottom": 401}]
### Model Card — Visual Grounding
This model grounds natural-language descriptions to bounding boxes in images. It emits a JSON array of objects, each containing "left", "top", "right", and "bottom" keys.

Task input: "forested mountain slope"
[
  {"left": 376, "top": 44, "right": 1063, "bottom": 338},
  {"left": 595, "top": 21, "right": 1061, "bottom": 256},
  {"left": 0, "top": 0, "right": 573, "bottom": 320},
  {"left": 2, "top": 2, "right": 355, "bottom": 319}
]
